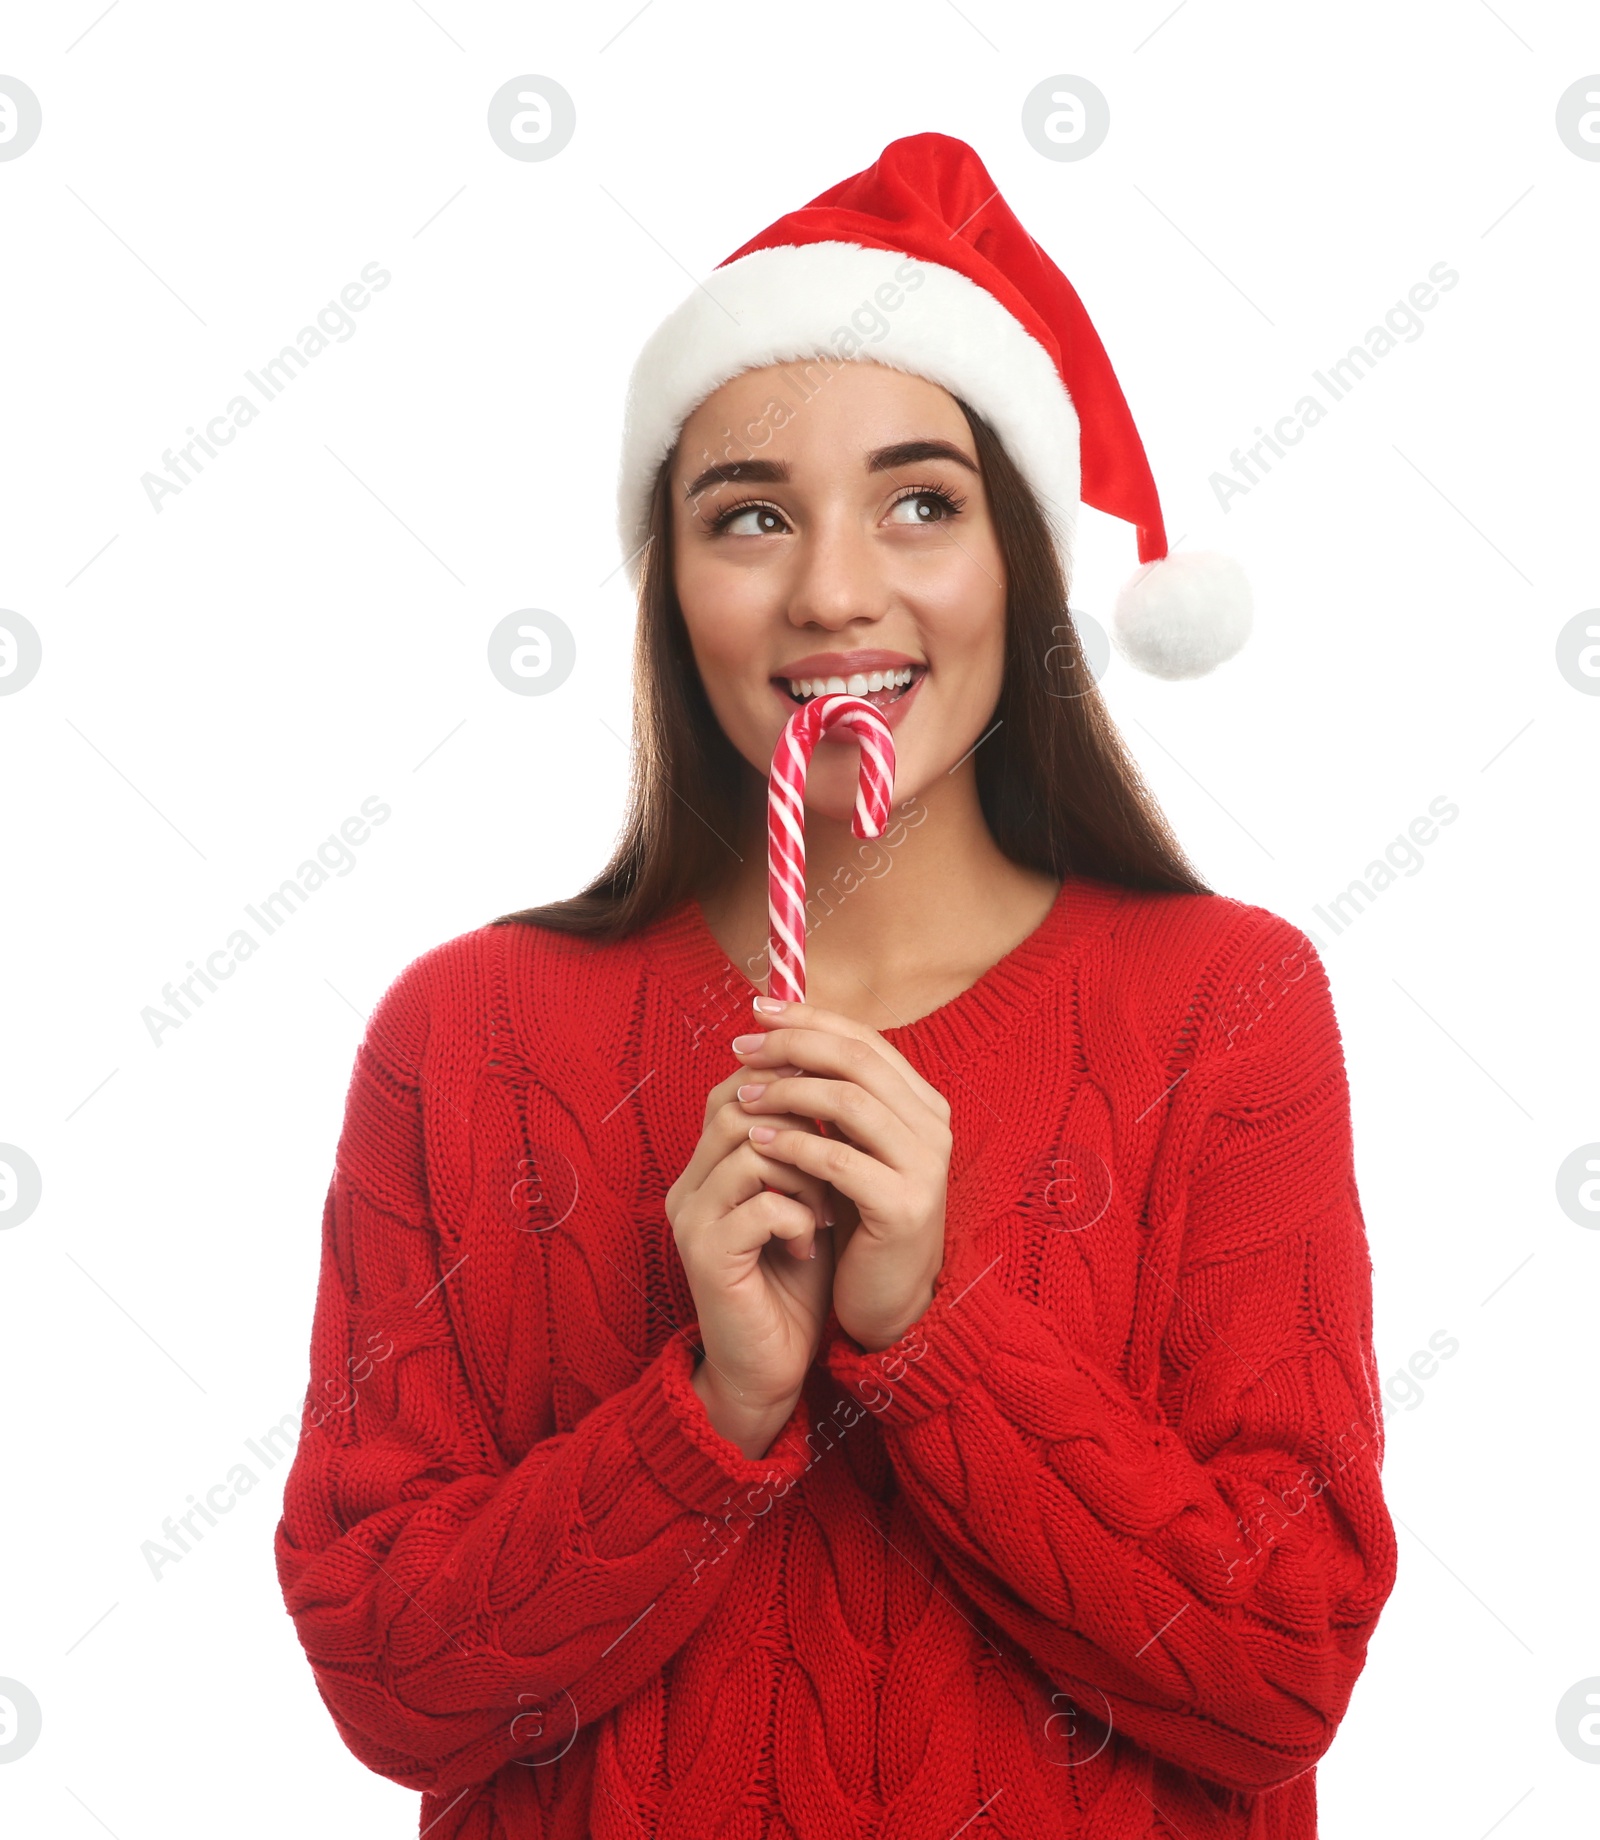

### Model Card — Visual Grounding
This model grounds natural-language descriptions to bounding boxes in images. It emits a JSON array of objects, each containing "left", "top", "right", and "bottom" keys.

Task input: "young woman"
[{"left": 277, "top": 135, "right": 1396, "bottom": 1839}]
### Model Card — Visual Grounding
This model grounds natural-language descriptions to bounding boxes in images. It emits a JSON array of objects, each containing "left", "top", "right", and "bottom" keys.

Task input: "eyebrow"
[{"left": 681, "top": 438, "right": 979, "bottom": 503}]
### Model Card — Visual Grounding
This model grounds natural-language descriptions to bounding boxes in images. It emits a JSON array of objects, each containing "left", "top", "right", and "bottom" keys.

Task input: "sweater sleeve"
[
  {"left": 824, "top": 916, "right": 1397, "bottom": 1794},
  {"left": 274, "top": 954, "right": 818, "bottom": 1798}
]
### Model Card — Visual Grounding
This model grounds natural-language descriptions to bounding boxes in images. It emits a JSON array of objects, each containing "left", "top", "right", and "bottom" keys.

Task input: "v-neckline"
[{"left": 638, "top": 871, "right": 1127, "bottom": 1075}]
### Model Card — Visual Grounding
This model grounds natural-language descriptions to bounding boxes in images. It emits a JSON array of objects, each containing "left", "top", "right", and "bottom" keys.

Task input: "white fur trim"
[
  {"left": 615, "top": 241, "right": 1080, "bottom": 585},
  {"left": 1111, "top": 550, "right": 1253, "bottom": 680}
]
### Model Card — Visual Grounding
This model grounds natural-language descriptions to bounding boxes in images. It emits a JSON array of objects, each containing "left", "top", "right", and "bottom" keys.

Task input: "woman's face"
[{"left": 670, "top": 359, "right": 1008, "bottom": 824}]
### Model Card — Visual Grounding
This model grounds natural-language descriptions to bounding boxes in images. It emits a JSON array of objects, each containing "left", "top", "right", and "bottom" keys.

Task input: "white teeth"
[{"left": 784, "top": 666, "right": 918, "bottom": 701}]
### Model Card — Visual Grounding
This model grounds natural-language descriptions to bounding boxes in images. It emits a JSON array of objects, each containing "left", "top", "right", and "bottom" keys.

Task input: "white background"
[{"left": 2, "top": 2, "right": 1597, "bottom": 1834}]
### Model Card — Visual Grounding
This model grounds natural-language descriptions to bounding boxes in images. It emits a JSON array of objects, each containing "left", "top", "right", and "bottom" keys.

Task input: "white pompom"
[{"left": 1111, "top": 550, "right": 1253, "bottom": 681}]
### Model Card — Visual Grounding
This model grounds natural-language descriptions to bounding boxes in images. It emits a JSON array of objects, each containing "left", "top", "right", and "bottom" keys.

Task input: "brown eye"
[
  {"left": 713, "top": 502, "right": 788, "bottom": 537},
  {"left": 886, "top": 487, "right": 964, "bottom": 526}
]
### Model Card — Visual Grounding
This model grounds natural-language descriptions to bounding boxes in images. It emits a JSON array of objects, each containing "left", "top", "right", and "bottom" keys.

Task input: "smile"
[
  {"left": 769, "top": 662, "right": 928, "bottom": 737},
  {"left": 773, "top": 662, "right": 927, "bottom": 711}
]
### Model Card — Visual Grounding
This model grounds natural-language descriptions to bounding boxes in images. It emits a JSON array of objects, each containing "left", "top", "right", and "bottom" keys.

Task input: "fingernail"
[
  {"left": 737, "top": 1083, "right": 765, "bottom": 1101},
  {"left": 808, "top": 1244, "right": 817, "bottom": 1258},
  {"left": 731, "top": 1034, "right": 762, "bottom": 1052},
  {"left": 753, "top": 996, "right": 786, "bottom": 1013},
  {"left": 748, "top": 1125, "right": 777, "bottom": 1142}
]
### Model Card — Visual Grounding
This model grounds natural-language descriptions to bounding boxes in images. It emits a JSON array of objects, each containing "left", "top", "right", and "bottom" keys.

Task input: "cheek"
[
  {"left": 673, "top": 559, "right": 778, "bottom": 746},
  {"left": 675, "top": 548, "right": 743, "bottom": 663},
  {"left": 682, "top": 587, "right": 759, "bottom": 672},
  {"left": 917, "top": 568, "right": 1008, "bottom": 689}
]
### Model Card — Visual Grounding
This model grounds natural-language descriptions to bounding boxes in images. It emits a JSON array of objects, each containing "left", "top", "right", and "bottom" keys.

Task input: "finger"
[
  {"left": 747, "top": 998, "right": 951, "bottom": 1123},
  {"left": 742, "top": 1121, "right": 898, "bottom": 1222},
  {"left": 709, "top": 1091, "right": 823, "bottom": 1168},
  {"left": 739, "top": 1071, "right": 922, "bottom": 1176},
  {"left": 698, "top": 1062, "right": 802, "bottom": 1132},
  {"left": 735, "top": 1017, "right": 945, "bottom": 1137},
  {"left": 709, "top": 1179, "right": 817, "bottom": 1259},
  {"left": 709, "top": 1143, "right": 826, "bottom": 1258},
  {"left": 680, "top": 1065, "right": 805, "bottom": 1195},
  {"left": 746, "top": 1015, "right": 948, "bottom": 1126},
  {"left": 700, "top": 1109, "right": 833, "bottom": 1235},
  {"left": 729, "top": 1069, "right": 849, "bottom": 1204}
]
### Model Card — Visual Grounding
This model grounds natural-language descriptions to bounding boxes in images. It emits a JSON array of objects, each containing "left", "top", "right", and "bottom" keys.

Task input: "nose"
[{"left": 784, "top": 504, "right": 889, "bottom": 633}]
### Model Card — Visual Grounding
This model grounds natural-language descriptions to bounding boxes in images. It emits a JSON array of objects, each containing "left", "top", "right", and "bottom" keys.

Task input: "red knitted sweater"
[{"left": 275, "top": 874, "right": 1396, "bottom": 1839}]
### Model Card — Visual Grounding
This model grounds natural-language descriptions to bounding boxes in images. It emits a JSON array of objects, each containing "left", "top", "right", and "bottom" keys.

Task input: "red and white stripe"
[{"left": 767, "top": 694, "right": 896, "bottom": 1006}]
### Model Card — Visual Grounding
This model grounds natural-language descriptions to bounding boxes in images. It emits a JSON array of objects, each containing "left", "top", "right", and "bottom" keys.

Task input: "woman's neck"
[{"left": 699, "top": 757, "right": 1062, "bottom": 1030}]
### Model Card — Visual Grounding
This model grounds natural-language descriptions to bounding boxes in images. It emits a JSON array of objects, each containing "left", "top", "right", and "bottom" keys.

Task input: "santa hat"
[{"left": 616, "top": 131, "right": 1251, "bottom": 681}]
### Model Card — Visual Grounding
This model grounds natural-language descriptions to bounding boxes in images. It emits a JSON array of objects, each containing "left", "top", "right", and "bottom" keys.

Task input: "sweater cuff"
[
  {"left": 825, "top": 1263, "right": 1010, "bottom": 1427},
  {"left": 627, "top": 1324, "right": 815, "bottom": 1515}
]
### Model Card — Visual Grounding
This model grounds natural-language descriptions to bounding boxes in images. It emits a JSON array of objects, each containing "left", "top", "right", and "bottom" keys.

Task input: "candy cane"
[{"left": 767, "top": 693, "right": 897, "bottom": 1006}]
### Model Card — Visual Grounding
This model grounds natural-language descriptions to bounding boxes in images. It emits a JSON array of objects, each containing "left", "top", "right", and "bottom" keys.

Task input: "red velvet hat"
[{"left": 617, "top": 131, "right": 1251, "bottom": 680}]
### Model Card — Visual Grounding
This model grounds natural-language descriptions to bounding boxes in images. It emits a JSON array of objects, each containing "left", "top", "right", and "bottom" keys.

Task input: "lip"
[{"left": 773, "top": 648, "right": 923, "bottom": 679}]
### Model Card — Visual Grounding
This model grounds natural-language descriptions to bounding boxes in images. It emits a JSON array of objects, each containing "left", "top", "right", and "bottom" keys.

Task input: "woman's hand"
[
  {"left": 664, "top": 1063, "right": 836, "bottom": 1458},
  {"left": 731, "top": 998, "right": 952, "bottom": 1353}
]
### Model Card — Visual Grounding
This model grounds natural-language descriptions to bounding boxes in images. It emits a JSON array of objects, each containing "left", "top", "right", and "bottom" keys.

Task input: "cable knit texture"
[{"left": 275, "top": 874, "right": 1396, "bottom": 1838}]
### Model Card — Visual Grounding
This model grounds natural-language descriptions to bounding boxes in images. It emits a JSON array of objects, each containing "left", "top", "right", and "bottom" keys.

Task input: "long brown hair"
[{"left": 493, "top": 397, "right": 1210, "bottom": 939}]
